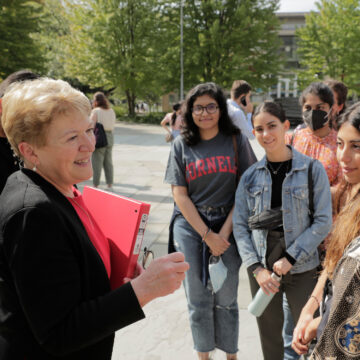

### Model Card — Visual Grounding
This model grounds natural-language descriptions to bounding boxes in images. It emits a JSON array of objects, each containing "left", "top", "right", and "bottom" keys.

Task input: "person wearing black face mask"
[
  {"left": 287, "top": 82, "right": 341, "bottom": 187},
  {"left": 284, "top": 81, "right": 342, "bottom": 360},
  {"left": 302, "top": 107, "right": 331, "bottom": 131}
]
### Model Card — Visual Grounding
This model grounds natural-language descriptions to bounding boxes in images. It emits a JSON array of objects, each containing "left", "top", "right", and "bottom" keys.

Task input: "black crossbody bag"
[{"left": 248, "top": 159, "right": 315, "bottom": 230}]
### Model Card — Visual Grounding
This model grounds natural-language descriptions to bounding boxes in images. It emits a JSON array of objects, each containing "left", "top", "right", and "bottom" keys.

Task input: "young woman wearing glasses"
[{"left": 165, "top": 82, "right": 257, "bottom": 360}]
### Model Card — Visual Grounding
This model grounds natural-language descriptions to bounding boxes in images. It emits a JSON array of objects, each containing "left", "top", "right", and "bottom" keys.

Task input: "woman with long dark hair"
[
  {"left": 165, "top": 82, "right": 257, "bottom": 360},
  {"left": 283, "top": 82, "right": 343, "bottom": 357},
  {"left": 160, "top": 102, "right": 183, "bottom": 141},
  {"left": 233, "top": 101, "right": 332, "bottom": 360},
  {"left": 292, "top": 102, "right": 360, "bottom": 359}
]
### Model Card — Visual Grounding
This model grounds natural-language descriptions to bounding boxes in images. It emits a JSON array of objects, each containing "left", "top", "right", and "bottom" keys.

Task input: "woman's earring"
[{"left": 32, "top": 164, "right": 37, "bottom": 172}]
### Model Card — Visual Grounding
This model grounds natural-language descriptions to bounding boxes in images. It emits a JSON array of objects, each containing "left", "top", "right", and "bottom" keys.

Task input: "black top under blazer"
[{"left": 0, "top": 169, "right": 145, "bottom": 359}]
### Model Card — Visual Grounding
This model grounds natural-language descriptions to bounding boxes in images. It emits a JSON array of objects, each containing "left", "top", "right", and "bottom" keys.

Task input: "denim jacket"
[{"left": 233, "top": 148, "right": 332, "bottom": 274}]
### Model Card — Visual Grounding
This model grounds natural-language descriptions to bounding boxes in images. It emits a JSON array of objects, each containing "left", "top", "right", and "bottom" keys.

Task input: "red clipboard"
[{"left": 82, "top": 186, "right": 151, "bottom": 289}]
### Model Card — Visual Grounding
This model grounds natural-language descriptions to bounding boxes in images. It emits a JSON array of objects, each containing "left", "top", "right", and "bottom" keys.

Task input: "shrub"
[
  {"left": 112, "top": 105, "right": 128, "bottom": 118},
  {"left": 116, "top": 112, "right": 166, "bottom": 125}
]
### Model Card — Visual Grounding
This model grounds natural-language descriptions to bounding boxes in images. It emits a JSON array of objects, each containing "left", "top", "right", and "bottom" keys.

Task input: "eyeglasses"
[
  {"left": 192, "top": 103, "right": 219, "bottom": 115},
  {"left": 142, "top": 247, "right": 154, "bottom": 269}
]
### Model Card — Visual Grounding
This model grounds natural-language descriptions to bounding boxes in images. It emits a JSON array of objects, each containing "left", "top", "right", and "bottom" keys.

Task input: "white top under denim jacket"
[{"left": 233, "top": 147, "right": 332, "bottom": 274}]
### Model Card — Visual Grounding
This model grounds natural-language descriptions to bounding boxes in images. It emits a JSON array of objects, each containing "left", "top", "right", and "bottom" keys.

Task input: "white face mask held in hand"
[{"left": 208, "top": 255, "right": 228, "bottom": 293}]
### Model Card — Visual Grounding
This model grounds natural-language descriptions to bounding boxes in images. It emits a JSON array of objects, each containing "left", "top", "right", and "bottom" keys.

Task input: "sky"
[{"left": 278, "top": 0, "right": 318, "bottom": 12}]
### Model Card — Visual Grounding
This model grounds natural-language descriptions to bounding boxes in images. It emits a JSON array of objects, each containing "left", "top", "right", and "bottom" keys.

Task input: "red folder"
[{"left": 82, "top": 186, "right": 151, "bottom": 289}]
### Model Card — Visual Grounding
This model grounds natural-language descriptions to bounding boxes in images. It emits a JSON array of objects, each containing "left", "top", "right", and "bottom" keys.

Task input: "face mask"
[
  {"left": 208, "top": 255, "right": 228, "bottom": 293},
  {"left": 302, "top": 109, "right": 330, "bottom": 131}
]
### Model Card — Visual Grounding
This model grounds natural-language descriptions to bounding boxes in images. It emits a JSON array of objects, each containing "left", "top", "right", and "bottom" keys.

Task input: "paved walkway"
[{"left": 79, "top": 122, "right": 265, "bottom": 360}]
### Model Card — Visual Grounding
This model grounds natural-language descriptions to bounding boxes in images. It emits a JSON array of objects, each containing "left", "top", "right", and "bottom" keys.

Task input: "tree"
[
  {"left": 61, "top": 0, "right": 281, "bottom": 113},
  {"left": 159, "top": 0, "right": 282, "bottom": 93},
  {"left": 0, "top": 0, "right": 46, "bottom": 79},
  {"left": 34, "top": 0, "right": 71, "bottom": 80},
  {"left": 63, "top": 0, "right": 163, "bottom": 115},
  {"left": 296, "top": 0, "right": 360, "bottom": 91}
]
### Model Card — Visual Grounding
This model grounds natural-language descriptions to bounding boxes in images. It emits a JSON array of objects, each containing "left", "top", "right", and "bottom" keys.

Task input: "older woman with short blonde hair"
[
  {"left": 0, "top": 78, "right": 188, "bottom": 360},
  {"left": 3, "top": 78, "right": 91, "bottom": 157}
]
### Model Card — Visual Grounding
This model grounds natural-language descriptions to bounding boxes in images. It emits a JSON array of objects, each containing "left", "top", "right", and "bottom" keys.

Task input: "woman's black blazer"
[{"left": 0, "top": 169, "right": 144, "bottom": 359}]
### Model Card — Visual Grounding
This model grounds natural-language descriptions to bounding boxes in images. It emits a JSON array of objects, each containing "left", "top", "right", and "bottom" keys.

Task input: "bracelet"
[
  {"left": 202, "top": 228, "right": 211, "bottom": 242},
  {"left": 253, "top": 267, "right": 263, "bottom": 278},
  {"left": 310, "top": 295, "right": 320, "bottom": 308}
]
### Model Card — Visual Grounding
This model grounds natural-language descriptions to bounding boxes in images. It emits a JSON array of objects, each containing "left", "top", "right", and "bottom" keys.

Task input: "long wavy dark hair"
[
  {"left": 182, "top": 82, "right": 239, "bottom": 146},
  {"left": 325, "top": 102, "right": 360, "bottom": 277}
]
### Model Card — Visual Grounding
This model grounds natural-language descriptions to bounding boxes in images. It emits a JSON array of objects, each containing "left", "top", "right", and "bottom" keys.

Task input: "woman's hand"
[
  {"left": 292, "top": 311, "right": 314, "bottom": 355},
  {"left": 292, "top": 316, "right": 321, "bottom": 355},
  {"left": 304, "top": 317, "right": 321, "bottom": 344},
  {"left": 130, "top": 252, "right": 189, "bottom": 307},
  {"left": 255, "top": 267, "right": 280, "bottom": 296},
  {"left": 273, "top": 257, "right": 292, "bottom": 275},
  {"left": 124, "top": 262, "right": 144, "bottom": 283},
  {"left": 204, "top": 231, "right": 230, "bottom": 256}
]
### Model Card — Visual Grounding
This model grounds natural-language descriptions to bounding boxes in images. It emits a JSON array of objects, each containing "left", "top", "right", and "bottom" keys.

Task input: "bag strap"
[
  {"left": 95, "top": 108, "right": 101, "bottom": 123},
  {"left": 232, "top": 134, "right": 240, "bottom": 184},
  {"left": 308, "top": 159, "right": 314, "bottom": 224}
]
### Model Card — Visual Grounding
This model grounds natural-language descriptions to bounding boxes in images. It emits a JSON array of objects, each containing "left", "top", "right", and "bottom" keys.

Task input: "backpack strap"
[{"left": 308, "top": 159, "right": 314, "bottom": 224}]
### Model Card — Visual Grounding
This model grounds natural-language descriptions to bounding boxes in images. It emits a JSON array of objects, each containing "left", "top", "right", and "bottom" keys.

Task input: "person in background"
[
  {"left": 287, "top": 82, "right": 341, "bottom": 187},
  {"left": 233, "top": 101, "right": 332, "bottom": 360},
  {"left": 324, "top": 79, "right": 348, "bottom": 130},
  {"left": 284, "top": 82, "right": 343, "bottom": 357},
  {"left": 292, "top": 102, "right": 360, "bottom": 359},
  {"left": 161, "top": 102, "right": 183, "bottom": 141},
  {"left": 165, "top": 82, "right": 257, "bottom": 360},
  {"left": 227, "top": 80, "right": 255, "bottom": 140},
  {"left": 0, "top": 78, "right": 189, "bottom": 360},
  {"left": 0, "top": 69, "right": 39, "bottom": 193},
  {"left": 90, "top": 92, "right": 116, "bottom": 191}
]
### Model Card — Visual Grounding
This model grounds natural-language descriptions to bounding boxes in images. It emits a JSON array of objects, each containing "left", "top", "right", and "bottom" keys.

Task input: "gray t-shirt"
[{"left": 164, "top": 131, "right": 257, "bottom": 207}]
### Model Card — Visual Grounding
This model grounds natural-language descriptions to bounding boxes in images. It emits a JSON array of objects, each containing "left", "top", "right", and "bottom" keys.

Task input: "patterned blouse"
[
  {"left": 286, "top": 127, "right": 342, "bottom": 186},
  {"left": 311, "top": 237, "right": 360, "bottom": 359}
]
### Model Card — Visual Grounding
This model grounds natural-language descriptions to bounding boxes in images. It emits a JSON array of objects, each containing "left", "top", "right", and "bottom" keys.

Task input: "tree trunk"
[{"left": 125, "top": 89, "right": 136, "bottom": 117}]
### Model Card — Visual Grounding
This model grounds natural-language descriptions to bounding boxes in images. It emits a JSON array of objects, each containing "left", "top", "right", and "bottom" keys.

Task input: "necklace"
[
  {"left": 267, "top": 161, "right": 286, "bottom": 175},
  {"left": 267, "top": 147, "right": 292, "bottom": 175},
  {"left": 71, "top": 197, "right": 95, "bottom": 231}
]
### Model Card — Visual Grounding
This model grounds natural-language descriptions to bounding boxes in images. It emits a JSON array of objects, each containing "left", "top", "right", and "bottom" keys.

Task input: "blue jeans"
[
  {"left": 173, "top": 214, "right": 241, "bottom": 354},
  {"left": 283, "top": 294, "right": 300, "bottom": 360}
]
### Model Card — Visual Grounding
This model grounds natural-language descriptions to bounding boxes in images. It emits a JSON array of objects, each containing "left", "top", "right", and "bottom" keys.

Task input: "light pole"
[{"left": 180, "top": 0, "right": 184, "bottom": 101}]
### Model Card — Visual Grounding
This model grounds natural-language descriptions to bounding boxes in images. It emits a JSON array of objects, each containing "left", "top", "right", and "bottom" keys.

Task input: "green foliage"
[
  {"left": 63, "top": 0, "right": 163, "bottom": 115},
  {"left": 60, "top": 0, "right": 282, "bottom": 113},
  {"left": 296, "top": 0, "right": 360, "bottom": 91},
  {"left": 34, "top": 0, "right": 71, "bottom": 79},
  {"left": 117, "top": 113, "right": 165, "bottom": 125},
  {"left": 112, "top": 105, "right": 128, "bottom": 118},
  {"left": 0, "top": 0, "right": 46, "bottom": 78},
  {"left": 159, "top": 0, "right": 282, "bottom": 92}
]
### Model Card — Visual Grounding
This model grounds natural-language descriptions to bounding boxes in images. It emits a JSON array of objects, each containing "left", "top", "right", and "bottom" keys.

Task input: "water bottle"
[{"left": 248, "top": 272, "right": 282, "bottom": 317}]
